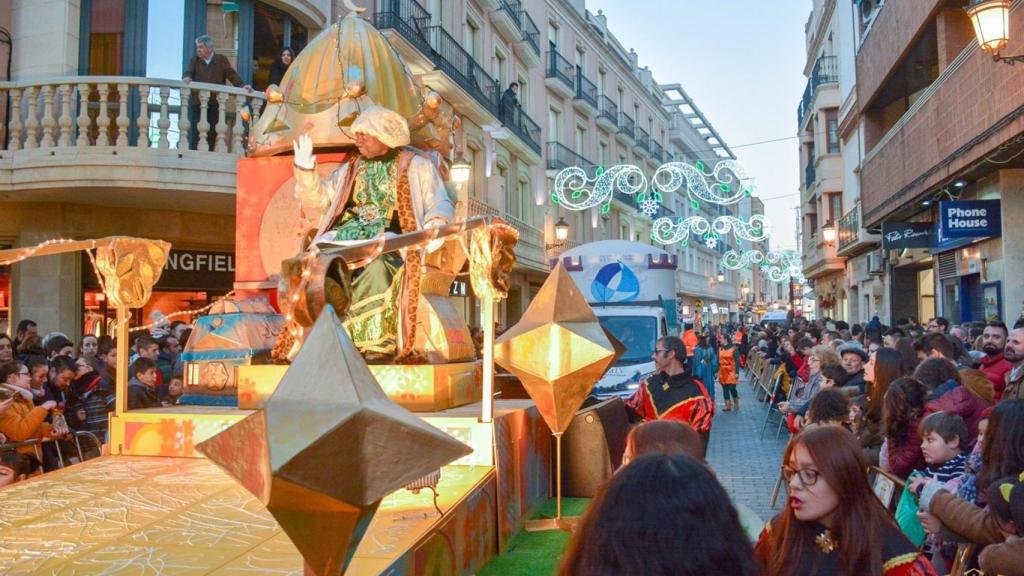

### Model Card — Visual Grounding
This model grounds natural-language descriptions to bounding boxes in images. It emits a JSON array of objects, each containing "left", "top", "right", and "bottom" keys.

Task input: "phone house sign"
[{"left": 938, "top": 200, "right": 1001, "bottom": 239}]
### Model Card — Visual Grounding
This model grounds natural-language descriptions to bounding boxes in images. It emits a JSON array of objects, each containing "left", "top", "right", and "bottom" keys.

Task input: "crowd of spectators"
[{"left": 0, "top": 318, "right": 190, "bottom": 485}]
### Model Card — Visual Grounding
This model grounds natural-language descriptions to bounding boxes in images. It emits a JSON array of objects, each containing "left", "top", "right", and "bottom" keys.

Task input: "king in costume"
[{"left": 293, "top": 106, "right": 454, "bottom": 360}]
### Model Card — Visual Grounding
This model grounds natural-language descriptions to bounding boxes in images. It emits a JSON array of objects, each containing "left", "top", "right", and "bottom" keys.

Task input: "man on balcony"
[
  {"left": 183, "top": 34, "right": 251, "bottom": 151},
  {"left": 292, "top": 106, "right": 454, "bottom": 362},
  {"left": 500, "top": 82, "right": 519, "bottom": 125}
]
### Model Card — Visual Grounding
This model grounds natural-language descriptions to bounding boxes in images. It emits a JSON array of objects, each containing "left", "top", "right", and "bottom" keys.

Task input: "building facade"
[
  {"left": 0, "top": 0, "right": 743, "bottom": 338},
  {"left": 856, "top": 0, "right": 1024, "bottom": 327}
]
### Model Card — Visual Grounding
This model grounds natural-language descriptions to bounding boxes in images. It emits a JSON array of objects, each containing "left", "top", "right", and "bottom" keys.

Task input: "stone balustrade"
[{"left": 0, "top": 77, "right": 265, "bottom": 155}]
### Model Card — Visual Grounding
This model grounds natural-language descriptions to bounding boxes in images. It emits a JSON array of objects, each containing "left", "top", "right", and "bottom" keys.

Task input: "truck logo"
[{"left": 591, "top": 262, "right": 640, "bottom": 302}]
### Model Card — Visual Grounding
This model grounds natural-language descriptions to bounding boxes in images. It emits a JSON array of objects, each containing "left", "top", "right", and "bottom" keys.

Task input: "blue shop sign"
[{"left": 938, "top": 200, "right": 1001, "bottom": 239}]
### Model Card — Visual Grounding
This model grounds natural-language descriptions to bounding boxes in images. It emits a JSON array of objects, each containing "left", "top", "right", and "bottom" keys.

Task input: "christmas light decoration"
[
  {"left": 551, "top": 164, "right": 647, "bottom": 215},
  {"left": 652, "top": 159, "right": 754, "bottom": 208},
  {"left": 650, "top": 215, "right": 770, "bottom": 247},
  {"left": 719, "top": 249, "right": 804, "bottom": 284}
]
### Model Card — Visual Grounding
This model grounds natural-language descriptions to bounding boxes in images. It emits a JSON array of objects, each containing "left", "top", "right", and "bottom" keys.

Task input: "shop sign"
[
  {"left": 938, "top": 200, "right": 1001, "bottom": 239},
  {"left": 710, "top": 303, "right": 719, "bottom": 314},
  {"left": 881, "top": 221, "right": 934, "bottom": 250},
  {"left": 449, "top": 280, "right": 468, "bottom": 297},
  {"left": 83, "top": 249, "right": 235, "bottom": 292}
]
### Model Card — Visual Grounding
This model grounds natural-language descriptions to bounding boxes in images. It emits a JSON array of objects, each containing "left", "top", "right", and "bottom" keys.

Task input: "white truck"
[{"left": 557, "top": 240, "right": 679, "bottom": 399}]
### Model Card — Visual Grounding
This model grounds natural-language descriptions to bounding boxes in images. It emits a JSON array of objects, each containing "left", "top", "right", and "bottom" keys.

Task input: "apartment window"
[
  {"left": 427, "top": 0, "right": 443, "bottom": 26},
  {"left": 620, "top": 224, "right": 628, "bottom": 240},
  {"left": 826, "top": 110, "right": 840, "bottom": 154},
  {"left": 517, "top": 74, "right": 529, "bottom": 110},
  {"left": 465, "top": 18, "right": 480, "bottom": 60},
  {"left": 493, "top": 48, "right": 507, "bottom": 87},
  {"left": 617, "top": 87, "right": 624, "bottom": 112},
  {"left": 575, "top": 125, "right": 586, "bottom": 158},
  {"left": 468, "top": 144, "right": 481, "bottom": 198},
  {"left": 598, "top": 69, "right": 606, "bottom": 97},
  {"left": 599, "top": 142, "right": 608, "bottom": 167},
  {"left": 575, "top": 47, "right": 585, "bottom": 72},
  {"left": 498, "top": 164, "right": 509, "bottom": 213},
  {"left": 548, "top": 108, "right": 561, "bottom": 141},
  {"left": 518, "top": 179, "right": 531, "bottom": 223},
  {"left": 828, "top": 193, "right": 843, "bottom": 222},
  {"left": 548, "top": 21, "right": 560, "bottom": 48}
]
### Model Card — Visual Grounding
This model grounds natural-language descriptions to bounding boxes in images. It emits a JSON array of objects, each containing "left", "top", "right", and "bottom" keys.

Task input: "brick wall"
[{"left": 860, "top": 7, "right": 1024, "bottom": 227}]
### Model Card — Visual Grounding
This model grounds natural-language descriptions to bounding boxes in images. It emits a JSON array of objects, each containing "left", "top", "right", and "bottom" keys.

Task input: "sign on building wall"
[
  {"left": 881, "top": 221, "right": 934, "bottom": 250},
  {"left": 83, "top": 249, "right": 235, "bottom": 292},
  {"left": 938, "top": 200, "right": 1001, "bottom": 239}
]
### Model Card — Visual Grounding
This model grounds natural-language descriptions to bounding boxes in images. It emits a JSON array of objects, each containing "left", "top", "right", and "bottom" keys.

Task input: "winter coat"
[
  {"left": 979, "top": 536, "right": 1024, "bottom": 576},
  {"left": 1005, "top": 364, "right": 1024, "bottom": 403},
  {"left": 979, "top": 352, "right": 1011, "bottom": 401},
  {"left": 127, "top": 379, "right": 160, "bottom": 410},
  {"left": 0, "top": 386, "right": 52, "bottom": 456},
  {"left": 920, "top": 484, "right": 1003, "bottom": 546},
  {"left": 924, "top": 379, "right": 990, "bottom": 447},
  {"left": 886, "top": 416, "right": 925, "bottom": 480},
  {"left": 692, "top": 345, "right": 718, "bottom": 391}
]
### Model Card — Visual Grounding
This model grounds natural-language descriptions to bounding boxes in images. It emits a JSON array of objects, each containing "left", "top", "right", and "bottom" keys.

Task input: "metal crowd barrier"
[{"left": 0, "top": 430, "right": 103, "bottom": 469}]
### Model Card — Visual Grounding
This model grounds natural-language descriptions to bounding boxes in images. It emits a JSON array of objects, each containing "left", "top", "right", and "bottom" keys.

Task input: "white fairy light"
[
  {"left": 652, "top": 159, "right": 754, "bottom": 206},
  {"left": 551, "top": 164, "right": 647, "bottom": 214}
]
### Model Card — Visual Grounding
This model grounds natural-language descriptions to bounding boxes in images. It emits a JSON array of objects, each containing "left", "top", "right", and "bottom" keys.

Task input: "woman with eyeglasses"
[
  {"left": 0, "top": 362, "right": 56, "bottom": 459},
  {"left": 755, "top": 426, "right": 936, "bottom": 576}
]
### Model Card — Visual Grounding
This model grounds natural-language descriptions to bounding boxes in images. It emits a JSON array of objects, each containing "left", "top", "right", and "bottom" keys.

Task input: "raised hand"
[{"left": 293, "top": 133, "right": 316, "bottom": 170}]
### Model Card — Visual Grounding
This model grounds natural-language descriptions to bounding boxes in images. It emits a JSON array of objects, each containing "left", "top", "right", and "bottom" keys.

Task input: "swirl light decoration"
[
  {"left": 551, "top": 164, "right": 647, "bottom": 215},
  {"left": 720, "top": 249, "right": 805, "bottom": 284},
  {"left": 650, "top": 214, "right": 770, "bottom": 247},
  {"left": 651, "top": 159, "right": 754, "bottom": 209}
]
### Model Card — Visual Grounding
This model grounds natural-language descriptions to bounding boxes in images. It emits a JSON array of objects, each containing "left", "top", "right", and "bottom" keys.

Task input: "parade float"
[{"left": 0, "top": 12, "right": 620, "bottom": 576}]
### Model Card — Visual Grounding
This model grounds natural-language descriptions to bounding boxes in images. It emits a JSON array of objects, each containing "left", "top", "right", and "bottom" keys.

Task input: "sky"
[{"left": 587, "top": 0, "right": 810, "bottom": 250}]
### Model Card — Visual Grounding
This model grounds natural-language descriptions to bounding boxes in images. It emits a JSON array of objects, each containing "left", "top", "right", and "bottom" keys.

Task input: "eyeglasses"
[
  {"left": 16, "top": 371, "right": 29, "bottom": 376},
  {"left": 808, "top": 356, "right": 821, "bottom": 363},
  {"left": 654, "top": 349, "right": 669, "bottom": 355},
  {"left": 781, "top": 465, "right": 820, "bottom": 487}
]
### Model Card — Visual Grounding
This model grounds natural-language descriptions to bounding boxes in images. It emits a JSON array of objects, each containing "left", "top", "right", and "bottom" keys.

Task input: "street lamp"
[
  {"left": 716, "top": 271, "right": 725, "bottom": 283},
  {"left": 822, "top": 221, "right": 837, "bottom": 245},
  {"left": 965, "top": 0, "right": 1023, "bottom": 64},
  {"left": 450, "top": 151, "right": 472, "bottom": 184},
  {"left": 546, "top": 217, "right": 570, "bottom": 250}
]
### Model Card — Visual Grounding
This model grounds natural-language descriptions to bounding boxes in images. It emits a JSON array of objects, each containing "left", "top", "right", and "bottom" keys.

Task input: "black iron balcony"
[
  {"left": 422, "top": 25, "right": 500, "bottom": 116},
  {"left": 574, "top": 68, "right": 598, "bottom": 109},
  {"left": 520, "top": 10, "right": 540, "bottom": 56},
  {"left": 619, "top": 112, "right": 635, "bottom": 139},
  {"left": 500, "top": 101, "right": 542, "bottom": 154},
  {"left": 804, "top": 160, "right": 816, "bottom": 188},
  {"left": 650, "top": 140, "right": 664, "bottom": 163},
  {"left": 597, "top": 95, "right": 617, "bottom": 127},
  {"left": 373, "top": 0, "right": 432, "bottom": 56},
  {"left": 796, "top": 55, "right": 838, "bottom": 127},
  {"left": 635, "top": 127, "right": 650, "bottom": 152},
  {"left": 546, "top": 141, "right": 594, "bottom": 172},
  {"left": 546, "top": 46, "right": 575, "bottom": 91},
  {"left": 837, "top": 204, "right": 859, "bottom": 251}
]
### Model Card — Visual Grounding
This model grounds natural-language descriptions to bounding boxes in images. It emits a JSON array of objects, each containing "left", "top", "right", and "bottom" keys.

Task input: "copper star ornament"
[
  {"left": 197, "top": 305, "right": 473, "bottom": 576},
  {"left": 494, "top": 263, "right": 617, "bottom": 434}
]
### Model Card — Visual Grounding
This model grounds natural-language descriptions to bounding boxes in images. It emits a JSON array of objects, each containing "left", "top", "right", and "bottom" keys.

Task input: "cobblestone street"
[{"left": 706, "top": 374, "right": 790, "bottom": 523}]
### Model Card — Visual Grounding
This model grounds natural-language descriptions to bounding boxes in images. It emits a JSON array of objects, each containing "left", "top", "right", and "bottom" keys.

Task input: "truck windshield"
[{"left": 598, "top": 316, "right": 657, "bottom": 366}]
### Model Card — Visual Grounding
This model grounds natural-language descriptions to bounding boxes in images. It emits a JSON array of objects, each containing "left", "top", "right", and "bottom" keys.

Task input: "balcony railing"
[
  {"left": 546, "top": 46, "right": 575, "bottom": 91},
  {"left": 423, "top": 25, "right": 500, "bottom": 115},
  {"left": 635, "top": 127, "right": 650, "bottom": 152},
  {"left": 546, "top": 141, "right": 594, "bottom": 172},
  {"left": 467, "top": 196, "right": 545, "bottom": 269},
  {"left": 519, "top": 10, "right": 541, "bottom": 56},
  {"left": 837, "top": 204, "right": 860, "bottom": 251},
  {"left": 499, "top": 101, "right": 542, "bottom": 154},
  {"left": 803, "top": 232, "right": 819, "bottom": 255},
  {"left": 650, "top": 140, "right": 664, "bottom": 163},
  {"left": 0, "top": 77, "right": 264, "bottom": 154},
  {"left": 796, "top": 55, "right": 838, "bottom": 127},
  {"left": 619, "top": 112, "right": 635, "bottom": 139},
  {"left": 574, "top": 68, "right": 598, "bottom": 109},
  {"left": 373, "top": 0, "right": 433, "bottom": 56},
  {"left": 804, "top": 160, "right": 816, "bottom": 188},
  {"left": 597, "top": 95, "right": 617, "bottom": 127},
  {"left": 499, "top": 0, "right": 540, "bottom": 56}
]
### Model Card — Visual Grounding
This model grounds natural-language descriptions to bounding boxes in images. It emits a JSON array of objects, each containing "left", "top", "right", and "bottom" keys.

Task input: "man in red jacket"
[{"left": 979, "top": 321, "right": 1011, "bottom": 401}]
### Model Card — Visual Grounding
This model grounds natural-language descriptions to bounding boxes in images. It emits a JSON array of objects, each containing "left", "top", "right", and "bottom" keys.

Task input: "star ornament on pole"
[
  {"left": 494, "top": 263, "right": 617, "bottom": 434},
  {"left": 197, "top": 305, "right": 472, "bottom": 576}
]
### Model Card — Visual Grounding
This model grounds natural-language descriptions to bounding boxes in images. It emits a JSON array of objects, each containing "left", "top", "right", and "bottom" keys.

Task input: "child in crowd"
[
  {"left": 0, "top": 450, "right": 34, "bottom": 488},
  {"left": 912, "top": 411, "right": 969, "bottom": 568},
  {"left": 979, "top": 473, "right": 1024, "bottom": 576},
  {"left": 805, "top": 388, "right": 849, "bottom": 428}
]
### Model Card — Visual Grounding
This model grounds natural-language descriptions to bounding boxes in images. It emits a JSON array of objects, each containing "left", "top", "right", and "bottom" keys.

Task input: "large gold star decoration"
[
  {"left": 494, "top": 263, "right": 617, "bottom": 434},
  {"left": 197, "top": 305, "right": 472, "bottom": 576}
]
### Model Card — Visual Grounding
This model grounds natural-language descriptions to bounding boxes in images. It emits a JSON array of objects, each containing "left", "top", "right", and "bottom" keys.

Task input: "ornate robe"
[{"left": 294, "top": 150, "right": 454, "bottom": 359}]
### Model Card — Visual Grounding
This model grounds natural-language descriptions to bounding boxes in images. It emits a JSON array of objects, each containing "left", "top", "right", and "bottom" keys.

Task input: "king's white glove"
[{"left": 293, "top": 133, "right": 316, "bottom": 170}]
